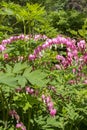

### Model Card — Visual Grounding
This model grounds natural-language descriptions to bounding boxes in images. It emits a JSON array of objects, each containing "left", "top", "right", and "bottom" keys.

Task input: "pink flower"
[
  {"left": 77, "top": 40, "right": 86, "bottom": 51},
  {"left": 83, "top": 80, "right": 87, "bottom": 84},
  {"left": 16, "top": 123, "right": 22, "bottom": 128},
  {"left": 22, "top": 126, "right": 26, "bottom": 130},
  {"left": 72, "top": 68, "right": 76, "bottom": 74},
  {"left": 16, "top": 122, "right": 26, "bottom": 130},
  {"left": 57, "top": 36, "right": 68, "bottom": 44},
  {"left": 47, "top": 39, "right": 53, "bottom": 45},
  {"left": 10, "top": 36, "right": 14, "bottom": 41},
  {"left": 50, "top": 108, "right": 57, "bottom": 117},
  {"left": 0, "top": 45, "right": 5, "bottom": 51},
  {"left": 47, "top": 102, "right": 54, "bottom": 110},
  {"left": 72, "top": 50, "right": 78, "bottom": 58},
  {"left": 52, "top": 38, "right": 58, "bottom": 44},
  {"left": 25, "top": 86, "right": 31, "bottom": 94},
  {"left": 7, "top": 39, "right": 11, "bottom": 44},
  {"left": 29, "top": 88, "right": 34, "bottom": 94},
  {"left": 42, "top": 35, "right": 48, "bottom": 39},
  {"left": 34, "top": 46, "right": 42, "bottom": 55},
  {"left": 2, "top": 40, "right": 8, "bottom": 45},
  {"left": 46, "top": 96, "right": 51, "bottom": 103},
  {"left": 55, "top": 64, "right": 61, "bottom": 70},
  {"left": 34, "top": 34, "right": 41, "bottom": 41},
  {"left": 19, "top": 34, "right": 25, "bottom": 40},
  {"left": 61, "top": 37, "right": 67, "bottom": 44},
  {"left": 25, "top": 86, "right": 34, "bottom": 95},
  {"left": 56, "top": 55, "right": 65, "bottom": 61},
  {"left": 42, "top": 41, "right": 50, "bottom": 49},
  {"left": 28, "top": 54, "right": 36, "bottom": 61},
  {"left": 68, "top": 80, "right": 75, "bottom": 84},
  {"left": 9, "top": 110, "right": 17, "bottom": 118},
  {"left": 18, "top": 56, "right": 24, "bottom": 61},
  {"left": 4, "top": 53, "right": 8, "bottom": 59},
  {"left": 41, "top": 94, "right": 45, "bottom": 100},
  {"left": 15, "top": 87, "right": 22, "bottom": 93},
  {"left": 83, "top": 53, "right": 87, "bottom": 63},
  {"left": 15, "top": 114, "right": 20, "bottom": 121}
]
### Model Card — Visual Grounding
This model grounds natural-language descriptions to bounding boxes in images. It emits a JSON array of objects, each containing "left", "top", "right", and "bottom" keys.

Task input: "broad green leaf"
[
  {"left": 23, "top": 67, "right": 32, "bottom": 76},
  {"left": 23, "top": 69, "right": 48, "bottom": 87},
  {"left": 5, "top": 64, "right": 12, "bottom": 73},
  {"left": 16, "top": 75, "right": 27, "bottom": 87},
  {"left": 0, "top": 73, "right": 18, "bottom": 87},
  {"left": 13, "top": 62, "right": 27, "bottom": 73}
]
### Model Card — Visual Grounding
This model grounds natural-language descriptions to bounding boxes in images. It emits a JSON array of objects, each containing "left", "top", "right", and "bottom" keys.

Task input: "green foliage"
[
  {"left": 0, "top": 1, "right": 58, "bottom": 37},
  {"left": 50, "top": 10, "right": 86, "bottom": 38},
  {"left": 23, "top": 68, "right": 48, "bottom": 87},
  {"left": 78, "top": 18, "right": 87, "bottom": 39},
  {"left": 0, "top": 62, "right": 49, "bottom": 91}
]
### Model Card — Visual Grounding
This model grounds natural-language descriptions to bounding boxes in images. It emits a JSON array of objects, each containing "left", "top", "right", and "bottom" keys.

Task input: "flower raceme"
[
  {"left": 28, "top": 35, "right": 77, "bottom": 60},
  {"left": 16, "top": 122, "right": 26, "bottom": 130},
  {"left": 9, "top": 110, "right": 26, "bottom": 130},
  {"left": 1, "top": 34, "right": 87, "bottom": 69},
  {"left": 1, "top": 34, "right": 47, "bottom": 46},
  {"left": 0, "top": 34, "right": 47, "bottom": 60},
  {"left": 41, "top": 94, "right": 57, "bottom": 117},
  {"left": 50, "top": 108, "right": 57, "bottom": 117},
  {"left": 77, "top": 40, "right": 86, "bottom": 52},
  {"left": 28, "top": 35, "right": 87, "bottom": 69}
]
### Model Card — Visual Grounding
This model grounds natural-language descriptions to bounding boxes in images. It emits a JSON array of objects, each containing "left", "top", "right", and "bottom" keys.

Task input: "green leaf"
[
  {"left": 23, "top": 69, "right": 48, "bottom": 87},
  {"left": 5, "top": 64, "right": 12, "bottom": 73},
  {"left": 4, "top": 47, "right": 15, "bottom": 53},
  {"left": 16, "top": 75, "right": 27, "bottom": 87},
  {"left": 3, "top": 8, "right": 14, "bottom": 15},
  {"left": 13, "top": 62, "right": 27, "bottom": 73},
  {"left": 23, "top": 102, "right": 32, "bottom": 112},
  {"left": 0, "top": 73, "right": 18, "bottom": 87},
  {"left": 23, "top": 67, "right": 32, "bottom": 76},
  {"left": 0, "top": 25, "right": 13, "bottom": 32},
  {"left": 47, "top": 117, "right": 64, "bottom": 128}
]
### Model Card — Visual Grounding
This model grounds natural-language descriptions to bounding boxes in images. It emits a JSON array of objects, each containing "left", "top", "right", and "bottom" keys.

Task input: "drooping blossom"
[
  {"left": 77, "top": 40, "right": 86, "bottom": 52},
  {"left": 0, "top": 45, "right": 5, "bottom": 51},
  {"left": 28, "top": 54, "right": 36, "bottom": 61},
  {"left": 16, "top": 122, "right": 26, "bottom": 130},
  {"left": 4, "top": 53, "right": 9, "bottom": 59},
  {"left": 41, "top": 94, "right": 57, "bottom": 117},
  {"left": 50, "top": 108, "right": 57, "bottom": 117}
]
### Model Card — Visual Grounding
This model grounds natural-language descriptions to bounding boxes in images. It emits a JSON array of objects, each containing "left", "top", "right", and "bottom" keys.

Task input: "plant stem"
[
  {"left": 27, "top": 109, "right": 31, "bottom": 130},
  {"left": 23, "top": 21, "right": 26, "bottom": 34},
  {"left": 0, "top": 90, "right": 5, "bottom": 123}
]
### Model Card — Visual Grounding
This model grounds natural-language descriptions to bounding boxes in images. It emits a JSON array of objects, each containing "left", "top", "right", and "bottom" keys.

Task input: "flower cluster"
[
  {"left": 28, "top": 35, "right": 78, "bottom": 61},
  {"left": 16, "top": 122, "right": 26, "bottom": 130},
  {"left": 41, "top": 94, "right": 57, "bottom": 117},
  {"left": 15, "top": 86, "right": 39, "bottom": 96},
  {"left": 1, "top": 34, "right": 47, "bottom": 48},
  {"left": 48, "top": 85, "right": 56, "bottom": 93},
  {"left": 33, "top": 34, "right": 48, "bottom": 41},
  {"left": 9, "top": 110, "right": 26, "bottom": 130},
  {"left": 25, "top": 86, "right": 39, "bottom": 96},
  {"left": 28, "top": 35, "right": 87, "bottom": 70},
  {"left": 0, "top": 34, "right": 47, "bottom": 61}
]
